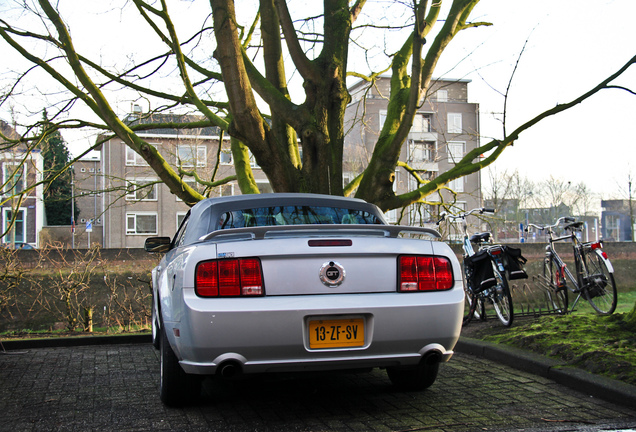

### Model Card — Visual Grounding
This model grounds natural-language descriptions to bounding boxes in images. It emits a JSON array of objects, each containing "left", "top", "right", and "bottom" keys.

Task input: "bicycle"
[
  {"left": 438, "top": 208, "right": 514, "bottom": 327},
  {"left": 526, "top": 217, "right": 617, "bottom": 315}
]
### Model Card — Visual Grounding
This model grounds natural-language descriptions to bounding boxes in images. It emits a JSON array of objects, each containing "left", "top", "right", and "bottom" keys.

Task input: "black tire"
[
  {"left": 159, "top": 327, "right": 201, "bottom": 406},
  {"left": 490, "top": 265, "right": 513, "bottom": 327},
  {"left": 544, "top": 257, "right": 568, "bottom": 314},
  {"left": 387, "top": 360, "right": 439, "bottom": 391},
  {"left": 151, "top": 296, "right": 160, "bottom": 350},
  {"left": 581, "top": 250, "right": 617, "bottom": 315}
]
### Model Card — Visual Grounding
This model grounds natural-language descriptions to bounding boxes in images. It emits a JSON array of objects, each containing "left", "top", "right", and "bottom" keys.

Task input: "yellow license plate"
[{"left": 308, "top": 318, "right": 365, "bottom": 349}]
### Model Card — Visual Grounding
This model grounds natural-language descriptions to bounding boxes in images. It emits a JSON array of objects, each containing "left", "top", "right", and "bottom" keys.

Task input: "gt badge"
[{"left": 319, "top": 261, "right": 345, "bottom": 287}]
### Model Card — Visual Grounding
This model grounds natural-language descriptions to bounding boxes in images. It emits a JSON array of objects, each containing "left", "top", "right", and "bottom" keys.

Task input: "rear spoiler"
[{"left": 198, "top": 224, "right": 441, "bottom": 242}]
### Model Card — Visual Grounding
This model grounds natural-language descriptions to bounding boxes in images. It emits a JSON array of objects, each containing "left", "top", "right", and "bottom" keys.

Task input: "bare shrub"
[
  {"left": 0, "top": 247, "right": 26, "bottom": 318},
  {"left": 0, "top": 244, "right": 153, "bottom": 333},
  {"left": 103, "top": 272, "right": 152, "bottom": 332}
]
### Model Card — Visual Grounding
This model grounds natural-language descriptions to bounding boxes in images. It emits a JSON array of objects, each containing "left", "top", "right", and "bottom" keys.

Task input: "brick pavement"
[{"left": 1, "top": 343, "right": 636, "bottom": 432}]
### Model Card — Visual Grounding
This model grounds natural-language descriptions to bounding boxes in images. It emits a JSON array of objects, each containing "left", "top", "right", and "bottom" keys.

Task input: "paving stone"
[{"left": 1, "top": 343, "right": 636, "bottom": 431}]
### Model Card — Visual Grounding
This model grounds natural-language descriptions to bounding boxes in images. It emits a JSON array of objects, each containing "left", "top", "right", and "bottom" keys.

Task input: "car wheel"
[
  {"left": 159, "top": 327, "right": 201, "bottom": 406},
  {"left": 151, "top": 298, "right": 160, "bottom": 350},
  {"left": 387, "top": 360, "right": 439, "bottom": 391}
]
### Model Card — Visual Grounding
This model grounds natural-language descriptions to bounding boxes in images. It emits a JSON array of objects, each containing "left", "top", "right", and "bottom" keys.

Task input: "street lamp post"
[
  {"left": 629, "top": 178, "right": 634, "bottom": 242},
  {"left": 71, "top": 167, "right": 75, "bottom": 249}
]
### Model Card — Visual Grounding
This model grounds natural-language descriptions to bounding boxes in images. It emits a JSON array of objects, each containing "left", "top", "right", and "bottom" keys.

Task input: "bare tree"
[
  {"left": 1, "top": 1, "right": 635, "bottom": 211},
  {"left": 483, "top": 169, "right": 537, "bottom": 240}
]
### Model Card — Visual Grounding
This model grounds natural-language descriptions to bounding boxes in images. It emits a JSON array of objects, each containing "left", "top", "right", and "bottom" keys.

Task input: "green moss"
[{"left": 480, "top": 313, "right": 636, "bottom": 385}]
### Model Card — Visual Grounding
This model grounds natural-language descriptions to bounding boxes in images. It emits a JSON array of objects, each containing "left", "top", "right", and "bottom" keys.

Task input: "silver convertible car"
[{"left": 145, "top": 193, "right": 464, "bottom": 406}]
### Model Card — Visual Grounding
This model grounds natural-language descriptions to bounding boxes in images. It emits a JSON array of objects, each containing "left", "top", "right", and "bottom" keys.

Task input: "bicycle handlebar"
[
  {"left": 525, "top": 216, "right": 577, "bottom": 232},
  {"left": 436, "top": 207, "right": 495, "bottom": 225}
]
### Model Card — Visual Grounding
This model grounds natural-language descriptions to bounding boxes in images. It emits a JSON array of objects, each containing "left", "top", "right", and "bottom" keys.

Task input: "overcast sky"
[
  {"left": 446, "top": 0, "right": 636, "bottom": 199},
  {"left": 2, "top": 0, "right": 635, "bottom": 199}
]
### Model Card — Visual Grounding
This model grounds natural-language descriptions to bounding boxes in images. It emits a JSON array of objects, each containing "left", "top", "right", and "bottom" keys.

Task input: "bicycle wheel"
[
  {"left": 581, "top": 249, "right": 617, "bottom": 315},
  {"left": 544, "top": 257, "right": 568, "bottom": 314},
  {"left": 463, "top": 286, "right": 478, "bottom": 325},
  {"left": 490, "top": 263, "right": 513, "bottom": 327},
  {"left": 474, "top": 294, "right": 486, "bottom": 321}
]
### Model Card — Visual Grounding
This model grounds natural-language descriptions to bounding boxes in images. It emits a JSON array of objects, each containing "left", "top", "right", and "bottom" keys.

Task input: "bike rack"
[{"left": 472, "top": 276, "right": 570, "bottom": 321}]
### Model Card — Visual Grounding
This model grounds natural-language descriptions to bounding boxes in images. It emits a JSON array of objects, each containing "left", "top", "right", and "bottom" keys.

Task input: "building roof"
[
  {"left": 124, "top": 112, "right": 222, "bottom": 137},
  {"left": 347, "top": 75, "right": 472, "bottom": 92},
  {"left": 0, "top": 119, "right": 21, "bottom": 141}
]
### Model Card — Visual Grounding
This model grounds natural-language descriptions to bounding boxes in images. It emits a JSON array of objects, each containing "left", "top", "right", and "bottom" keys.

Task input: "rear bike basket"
[
  {"left": 502, "top": 246, "right": 528, "bottom": 280},
  {"left": 464, "top": 249, "right": 496, "bottom": 293}
]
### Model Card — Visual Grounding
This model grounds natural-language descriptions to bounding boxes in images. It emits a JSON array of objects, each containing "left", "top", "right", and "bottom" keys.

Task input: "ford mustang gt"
[{"left": 145, "top": 193, "right": 464, "bottom": 406}]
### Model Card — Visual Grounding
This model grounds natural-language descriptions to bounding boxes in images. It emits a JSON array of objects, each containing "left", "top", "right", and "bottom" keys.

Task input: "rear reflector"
[
  {"left": 399, "top": 255, "right": 454, "bottom": 292},
  {"left": 196, "top": 258, "right": 264, "bottom": 297},
  {"left": 590, "top": 242, "right": 608, "bottom": 259}
]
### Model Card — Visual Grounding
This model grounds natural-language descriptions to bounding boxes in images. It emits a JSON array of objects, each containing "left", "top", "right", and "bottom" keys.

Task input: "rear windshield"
[{"left": 217, "top": 205, "right": 382, "bottom": 229}]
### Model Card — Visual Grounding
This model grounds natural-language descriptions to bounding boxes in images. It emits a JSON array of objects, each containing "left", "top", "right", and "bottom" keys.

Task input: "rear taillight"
[
  {"left": 196, "top": 258, "right": 264, "bottom": 297},
  {"left": 590, "top": 242, "right": 608, "bottom": 259},
  {"left": 398, "top": 256, "right": 454, "bottom": 292}
]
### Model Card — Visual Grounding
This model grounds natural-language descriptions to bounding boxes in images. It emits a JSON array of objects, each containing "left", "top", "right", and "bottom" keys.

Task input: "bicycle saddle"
[
  {"left": 470, "top": 232, "right": 491, "bottom": 243},
  {"left": 565, "top": 221, "right": 584, "bottom": 231}
]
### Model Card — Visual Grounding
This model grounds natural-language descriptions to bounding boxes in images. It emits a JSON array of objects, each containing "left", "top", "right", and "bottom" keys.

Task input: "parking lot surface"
[{"left": 1, "top": 342, "right": 636, "bottom": 432}]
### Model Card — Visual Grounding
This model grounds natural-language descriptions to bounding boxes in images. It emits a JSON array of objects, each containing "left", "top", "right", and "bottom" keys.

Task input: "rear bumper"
[{"left": 165, "top": 289, "right": 464, "bottom": 375}]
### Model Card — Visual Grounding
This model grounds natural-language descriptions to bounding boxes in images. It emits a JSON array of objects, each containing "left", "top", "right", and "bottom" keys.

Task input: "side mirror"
[{"left": 144, "top": 237, "right": 171, "bottom": 253}]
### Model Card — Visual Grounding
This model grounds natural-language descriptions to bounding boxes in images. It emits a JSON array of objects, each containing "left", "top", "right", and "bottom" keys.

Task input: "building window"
[
  {"left": 248, "top": 151, "right": 260, "bottom": 169},
  {"left": 177, "top": 145, "right": 207, "bottom": 167},
  {"left": 449, "top": 177, "right": 464, "bottom": 192},
  {"left": 437, "top": 89, "right": 448, "bottom": 102},
  {"left": 220, "top": 183, "right": 234, "bottom": 196},
  {"left": 447, "top": 113, "right": 462, "bottom": 133},
  {"left": 220, "top": 148, "right": 233, "bottom": 165},
  {"left": 177, "top": 212, "right": 188, "bottom": 230},
  {"left": 256, "top": 180, "right": 273, "bottom": 194},
  {"left": 126, "top": 178, "right": 158, "bottom": 201},
  {"left": 409, "top": 140, "right": 434, "bottom": 163},
  {"left": 409, "top": 204, "right": 432, "bottom": 227},
  {"left": 126, "top": 212, "right": 158, "bottom": 235},
  {"left": 379, "top": 110, "right": 387, "bottom": 129},
  {"left": 125, "top": 143, "right": 158, "bottom": 166},
  {"left": 2, "top": 208, "right": 26, "bottom": 244},
  {"left": 385, "top": 209, "right": 397, "bottom": 224},
  {"left": 455, "top": 202, "right": 466, "bottom": 212},
  {"left": 411, "top": 114, "right": 431, "bottom": 133},
  {"left": 176, "top": 178, "right": 199, "bottom": 202},
  {"left": 2, "top": 162, "right": 26, "bottom": 195},
  {"left": 447, "top": 141, "right": 464, "bottom": 164}
]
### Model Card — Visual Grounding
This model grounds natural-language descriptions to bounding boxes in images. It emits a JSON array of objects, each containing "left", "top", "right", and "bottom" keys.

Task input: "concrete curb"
[
  {"left": 456, "top": 337, "right": 636, "bottom": 409},
  {"left": 0, "top": 333, "right": 151, "bottom": 351}
]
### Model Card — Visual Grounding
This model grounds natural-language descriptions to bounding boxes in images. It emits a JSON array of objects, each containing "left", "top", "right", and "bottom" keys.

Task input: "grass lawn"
[{"left": 471, "top": 297, "right": 636, "bottom": 386}]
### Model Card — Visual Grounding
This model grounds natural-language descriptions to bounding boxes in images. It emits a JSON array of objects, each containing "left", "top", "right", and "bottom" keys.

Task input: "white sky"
[
  {"left": 2, "top": 0, "right": 635, "bottom": 199},
  {"left": 442, "top": 0, "right": 636, "bottom": 199}
]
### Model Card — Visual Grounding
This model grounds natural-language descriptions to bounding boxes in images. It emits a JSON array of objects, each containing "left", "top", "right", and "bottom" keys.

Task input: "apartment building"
[
  {"left": 76, "top": 78, "right": 482, "bottom": 246},
  {"left": 0, "top": 120, "right": 45, "bottom": 248},
  {"left": 74, "top": 109, "right": 272, "bottom": 248},
  {"left": 344, "top": 77, "right": 482, "bottom": 225}
]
